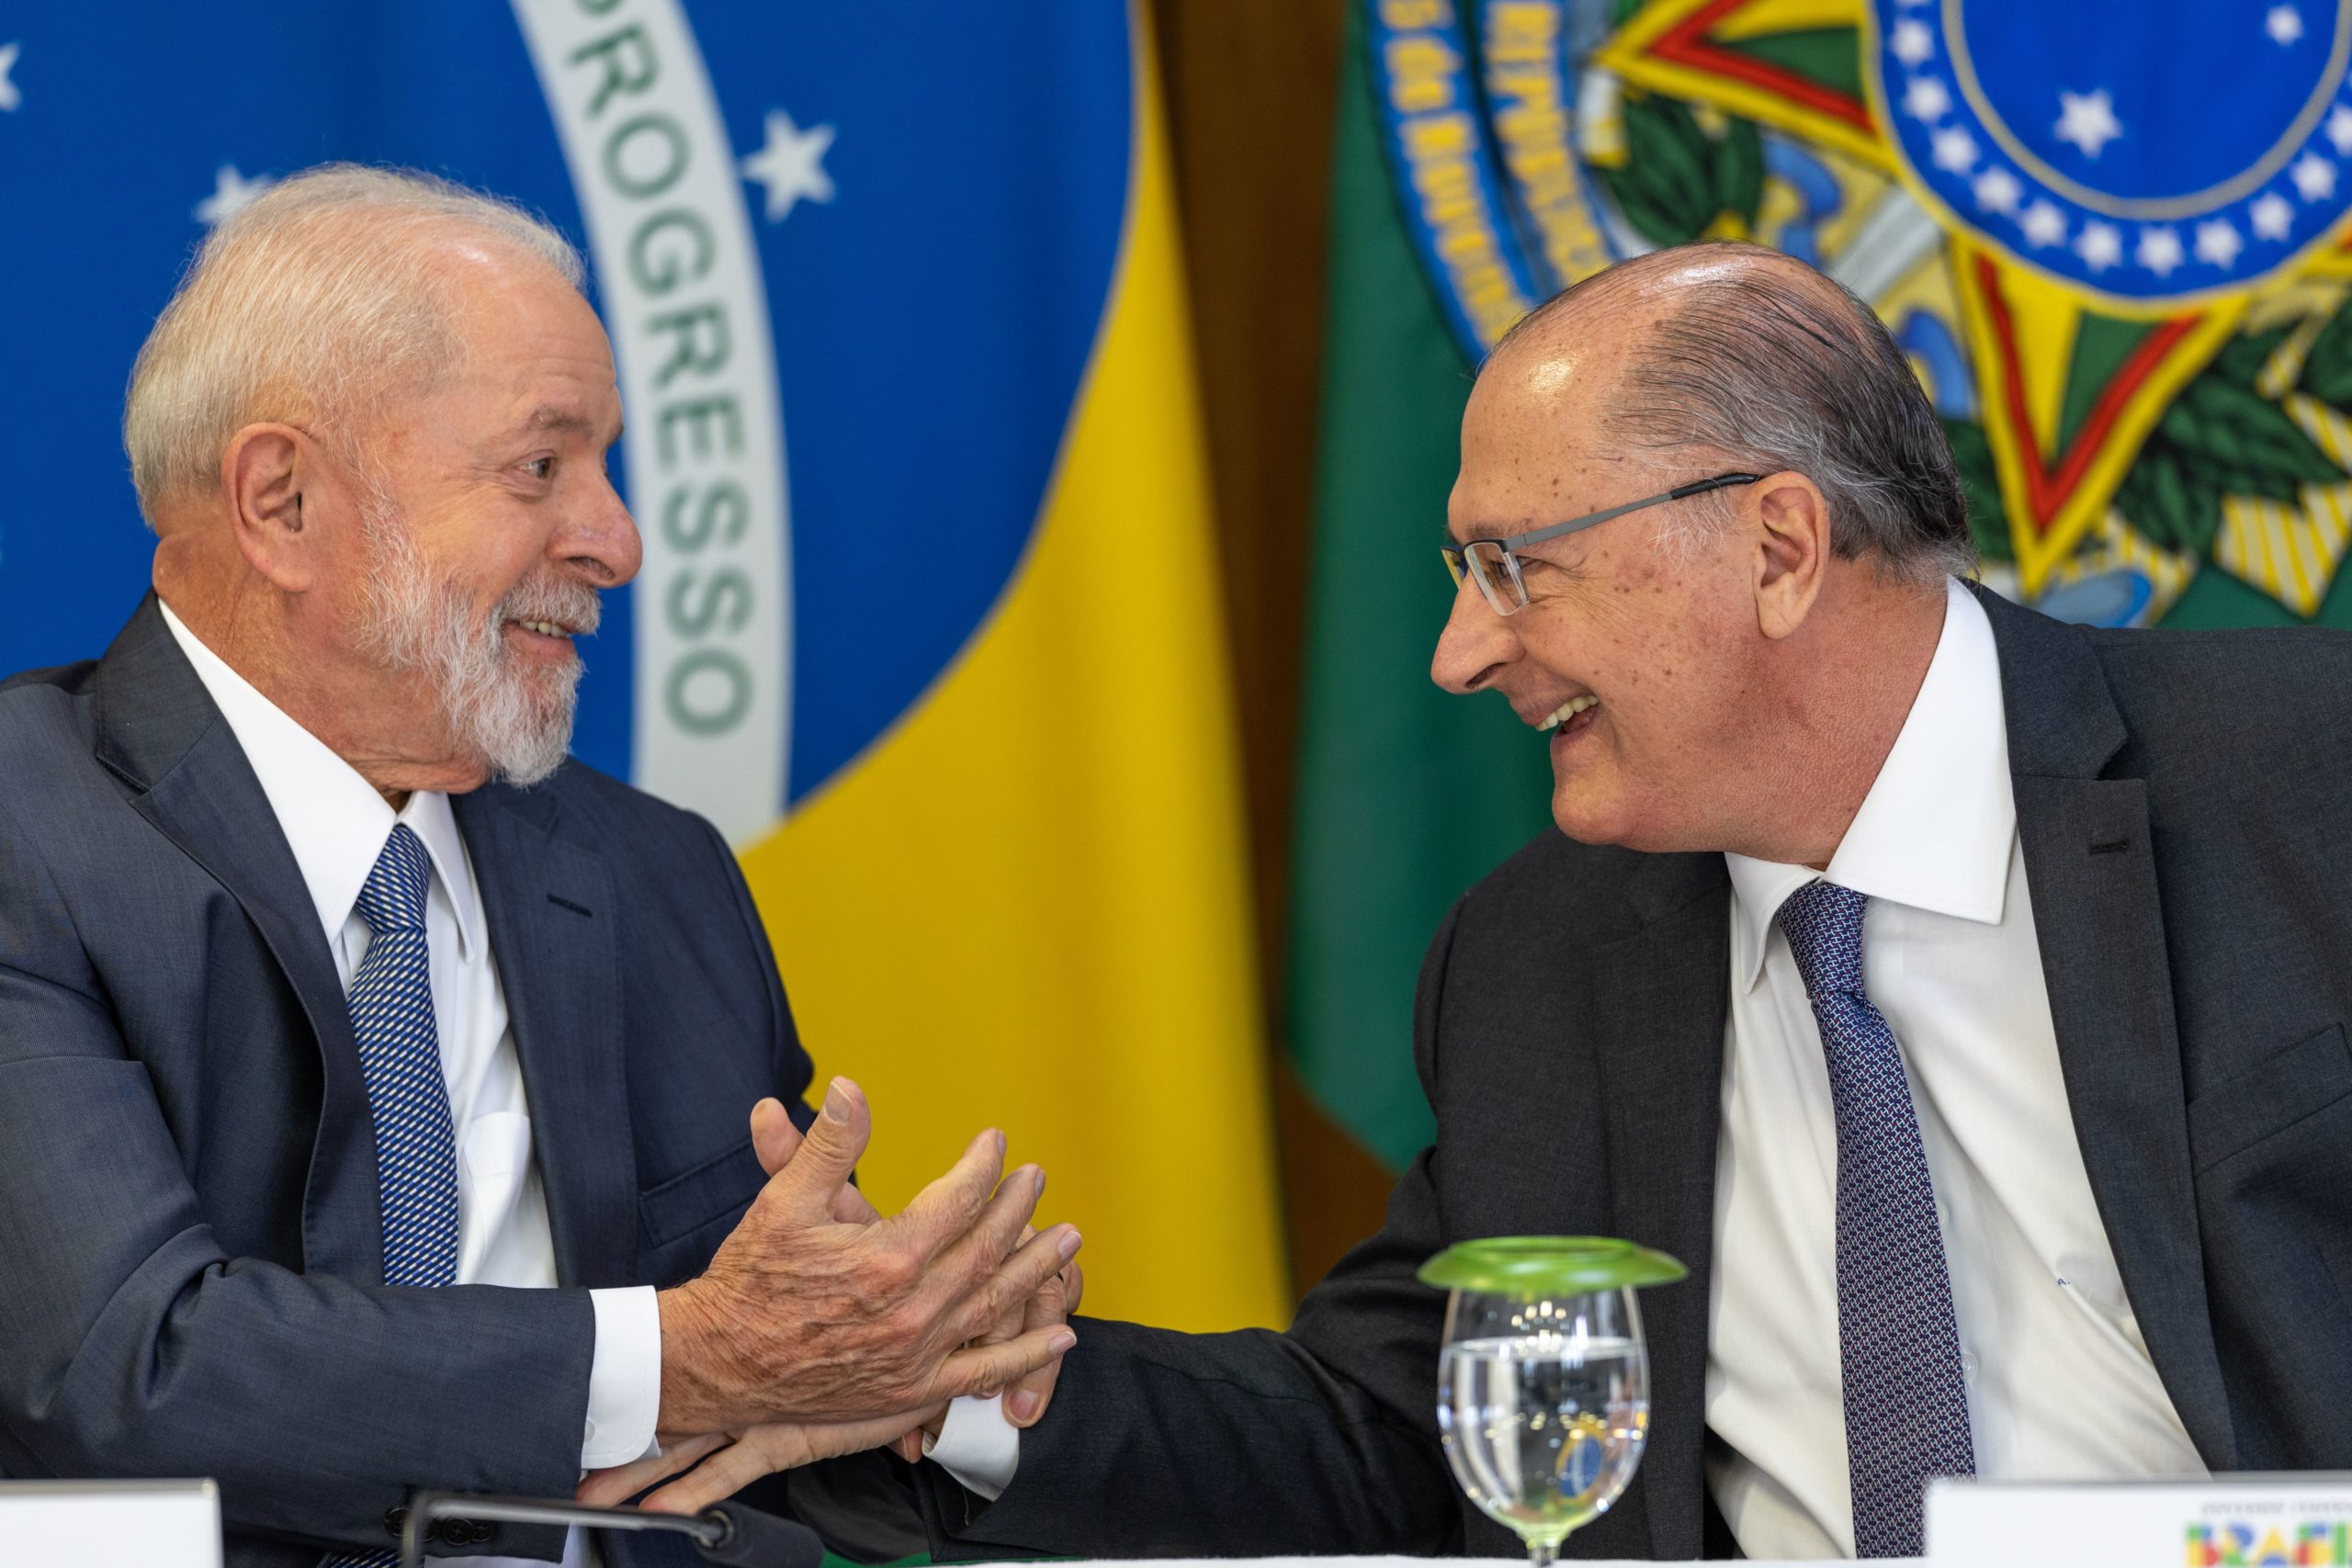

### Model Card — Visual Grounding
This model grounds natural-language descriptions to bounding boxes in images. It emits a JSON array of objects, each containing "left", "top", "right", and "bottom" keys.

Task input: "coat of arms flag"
[{"left": 1291, "top": 0, "right": 2352, "bottom": 1175}]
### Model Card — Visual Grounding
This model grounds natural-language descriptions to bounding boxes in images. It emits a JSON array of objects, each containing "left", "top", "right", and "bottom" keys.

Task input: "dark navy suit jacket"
[
  {"left": 920, "top": 585, "right": 2352, "bottom": 1561},
  {"left": 0, "top": 599, "right": 892, "bottom": 1565}
]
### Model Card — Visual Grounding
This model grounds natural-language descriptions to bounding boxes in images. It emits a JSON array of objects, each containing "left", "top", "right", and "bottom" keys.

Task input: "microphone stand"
[{"left": 399, "top": 1489, "right": 825, "bottom": 1568}]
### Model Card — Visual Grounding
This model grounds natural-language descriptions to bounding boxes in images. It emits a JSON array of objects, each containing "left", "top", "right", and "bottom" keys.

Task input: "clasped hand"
[{"left": 581, "top": 1078, "right": 1082, "bottom": 1513}]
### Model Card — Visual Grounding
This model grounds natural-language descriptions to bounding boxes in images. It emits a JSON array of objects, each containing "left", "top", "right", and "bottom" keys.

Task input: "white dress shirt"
[
  {"left": 159, "top": 603, "right": 660, "bottom": 1565},
  {"left": 1706, "top": 577, "right": 2205, "bottom": 1557}
]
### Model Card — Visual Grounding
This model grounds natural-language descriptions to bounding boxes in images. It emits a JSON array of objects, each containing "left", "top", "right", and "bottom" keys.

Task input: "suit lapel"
[
  {"left": 1984, "top": 588, "right": 2235, "bottom": 1468},
  {"left": 454, "top": 784, "right": 638, "bottom": 1289},
  {"left": 1588, "top": 852, "right": 1731, "bottom": 1561},
  {"left": 92, "top": 597, "right": 386, "bottom": 1281}
]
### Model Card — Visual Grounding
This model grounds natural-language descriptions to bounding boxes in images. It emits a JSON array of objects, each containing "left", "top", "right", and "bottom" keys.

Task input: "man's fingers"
[
  {"left": 751, "top": 1095, "right": 883, "bottom": 1223},
  {"left": 639, "top": 1409, "right": 945, "bottom": 1516},
  {"left": 1062, "top": 1259, "right": 1084, "bottom": 1315},
  {"left": 1003, "top": 1353, "right": 1063, "bottom": 1428},
  {"left": 922, "top": 1165, "right": 1045, "bottom": 1303},
  {"left": 832, "top": 1181, "right": 882, "bottom": 1225},
  {"left": 891, "top": 1126, "right": 1010, "bottom": 1258},
  {"left": 639, "top": 1439, "right": 794, "bottom": 1516},
  {"left": 931, "top": 1322, "right": 1078, "bottom": 1405},
  {"left": 770, "top": 1077, "right": 871, "bottom": 1220},
  {"left": 750, "top": 1098, "right": 800, "bottom": 1177},
  {"left": 576, "top": 1431, "right": 728, "bottom": 1508},
  {"left": 1004, "top": 1265, "right": 1080, "bottom": 1427},
  {"left": 941, "top": 1224, "right": 1081, "bottom": 1348}
]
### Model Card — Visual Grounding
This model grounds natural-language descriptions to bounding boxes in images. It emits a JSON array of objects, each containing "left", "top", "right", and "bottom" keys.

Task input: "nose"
[
  {"left": 1430, "top": 573, "right": 1521, "bottom": 694},
  {"left": 556, "top": 467, "right": 644, "bottom": 589}
]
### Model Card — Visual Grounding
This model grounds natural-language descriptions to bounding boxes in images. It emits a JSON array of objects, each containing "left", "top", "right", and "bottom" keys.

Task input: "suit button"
[
  {"left": 384, "top": 1506, "right": 409, "bottom": 1540},
  {"left": 474, "top": 1522, "right": 501, "bottom": 1546}
]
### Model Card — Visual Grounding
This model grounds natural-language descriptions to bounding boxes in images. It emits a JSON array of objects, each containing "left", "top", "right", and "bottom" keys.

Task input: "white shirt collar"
[
  {"left": 157, "top": 600, "right": 482, "bottom": 962},
  {"left": 1724, "top": 577, "right": 2015, "bottom": 991}
]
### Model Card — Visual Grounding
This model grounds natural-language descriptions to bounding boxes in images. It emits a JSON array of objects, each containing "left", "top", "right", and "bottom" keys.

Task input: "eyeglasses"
[{"left": 1441, "top": 472, "right": 1761, "bottom": 615}]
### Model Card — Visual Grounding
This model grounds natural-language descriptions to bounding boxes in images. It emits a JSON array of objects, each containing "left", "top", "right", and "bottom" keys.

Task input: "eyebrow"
[
  {"left": 510, "top": 405, "right": 623, "bottom": 445},
  {"left": 1444, "top": 522, "right": 1514, "bottom": 548}
]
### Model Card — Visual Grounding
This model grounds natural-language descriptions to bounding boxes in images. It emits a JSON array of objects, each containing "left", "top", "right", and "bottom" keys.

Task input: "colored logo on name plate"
[{"left": 2188, "top": 1518, "right": 2352, "bottom": 1566}]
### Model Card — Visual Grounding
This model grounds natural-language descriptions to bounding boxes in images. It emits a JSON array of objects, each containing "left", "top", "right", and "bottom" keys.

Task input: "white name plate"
[
  {"left": 1929, "top": 1475, "right": 2352, "bottom": 1567},
  {"left": 0, "top": 1479, "right": 220, "bottom": 1567}
]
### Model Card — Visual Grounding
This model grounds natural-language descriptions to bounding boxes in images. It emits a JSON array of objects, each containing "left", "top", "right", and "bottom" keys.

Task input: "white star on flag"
[
  {"left": 1890, "top": 19, "right": 1934, "bottom": 64},
  {"left": 0, "top": 41, "right": 20, "bottom": 113},
  {"left": 2330, "top": 105, "right": 2352, "bottom": 154},
  {"left": 195, "top": 164, "right": 275, "bottom": 227},
  {"left": 2267, "top": 5, "right": 2305, "bottom": 44},
  {"left": 2020, "top": 199, "right": 2067, "bottom": 247},
  {"left": 2075, "top": 220, "right": 2123, "bottom": 272},
  {"left": 1973, "top": 166, "right": 2022, "bottom": 214},
  {"left": 2054, "top": 89, "right": 2123, "bottom": 158},
  {"left": 2252, "top": 191, "right": 2296, "bottom": 238},
  {"left": 2135, "top": 227, "right": 2184, "bottom": 276},
  {"left": 741, "top": 108, "right": 836, "bottom": 224},
  {"left": 2291, "top": 151, "right": 2336, "bottom": 201},
  {"left": 1931, "top": 124, "right": 1979, "bottom": 174},
  {"left": 2194, "top": 220, "right": 2244, "bottom": 267},
  {"left": 1904, "top": 76, "right": 1951, "bottom": 121}
]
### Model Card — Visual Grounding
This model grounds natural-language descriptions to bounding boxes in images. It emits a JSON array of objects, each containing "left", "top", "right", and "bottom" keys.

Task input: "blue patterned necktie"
[
  {"left": 1776, "top": 880, "right": 1976, "bottom": 1558},
  {"left": 322, "top": 825, "right": 460, "bottom": 1568}
]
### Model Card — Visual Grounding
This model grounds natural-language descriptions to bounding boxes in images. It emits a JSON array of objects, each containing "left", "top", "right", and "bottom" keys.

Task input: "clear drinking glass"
[{"left": 1419, "top": 1237, "right": 1687, "bottom": 1567}]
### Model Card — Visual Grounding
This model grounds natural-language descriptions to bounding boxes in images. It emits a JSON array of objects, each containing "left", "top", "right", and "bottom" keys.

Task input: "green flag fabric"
[{"left": 1287, "top": 17, "right": 1552, "bottom": 1174}]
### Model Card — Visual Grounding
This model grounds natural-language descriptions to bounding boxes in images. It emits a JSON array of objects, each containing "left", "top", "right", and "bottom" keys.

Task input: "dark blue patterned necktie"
[
  {"left": 1777, "top": 879, "right": 1976, "bottom": 1558},
  {"left": 322, "top": 824, "right": 460, "bottom": 1568}
]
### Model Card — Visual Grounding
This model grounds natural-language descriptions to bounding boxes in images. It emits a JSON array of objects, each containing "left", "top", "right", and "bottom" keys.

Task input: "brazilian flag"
[{"left": 0, "top": 2, "right": 1286, "bottom": 1331}]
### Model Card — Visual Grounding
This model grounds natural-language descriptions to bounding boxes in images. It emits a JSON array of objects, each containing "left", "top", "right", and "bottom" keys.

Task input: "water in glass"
[{"left": 1437, "top": 1307, "right": 1648, "bottom": 1562}]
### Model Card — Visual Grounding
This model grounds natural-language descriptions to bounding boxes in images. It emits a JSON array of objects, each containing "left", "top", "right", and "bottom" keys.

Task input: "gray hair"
[
  {"left": 122, "top": 164, "right": 585, "bottom": 521},
  {"left": 1492, "top": 243, "right": 1976, "bottom": 583}
]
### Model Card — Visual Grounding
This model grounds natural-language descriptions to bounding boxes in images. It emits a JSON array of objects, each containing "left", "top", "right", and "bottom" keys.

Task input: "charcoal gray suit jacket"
[
  {"left": 923, "top": 584, "right": 2352, "bottom": 1561},
  {"left": 0, "top": 599, "right": 911, "bottom": 1567}
]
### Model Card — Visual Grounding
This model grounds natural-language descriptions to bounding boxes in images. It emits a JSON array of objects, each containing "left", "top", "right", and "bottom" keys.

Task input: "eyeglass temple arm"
[
  {"left": 1500, "top": 473, "right": 1762, "bottom": 552},
  {"left": 1668, "top": 472, "right": 1761, "bottom": 499}
]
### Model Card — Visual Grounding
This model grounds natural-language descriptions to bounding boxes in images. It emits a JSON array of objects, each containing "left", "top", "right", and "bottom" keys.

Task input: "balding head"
[
  {"left": 123, "top": 164, "right": 585, "bottom": 524},
  {"left": 1484, "top": 243, "right": 1973, "bottom": 582}
]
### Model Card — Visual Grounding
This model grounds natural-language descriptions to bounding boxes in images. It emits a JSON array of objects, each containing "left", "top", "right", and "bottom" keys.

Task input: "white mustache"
[{"left": 495, "top": 579, "right": 603, "bottom": 640}]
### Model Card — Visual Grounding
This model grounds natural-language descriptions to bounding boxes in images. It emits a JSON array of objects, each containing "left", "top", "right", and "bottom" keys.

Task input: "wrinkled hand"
[
  {"left": 653, "top": 1078, "right": 1080, "bottom": 1435},
  {"left": 745, "top": 1100, "right": 1081, "bottom": 1456},
  {"left": 582, "top": 1095, "right": 1087, "bottom": 1511},
  {"left": 579, "top": 1400, "right": 945, "bottom": 1516},
  {"left": 745, "top": 1095, "right": 1082, "bottom": 1451}
]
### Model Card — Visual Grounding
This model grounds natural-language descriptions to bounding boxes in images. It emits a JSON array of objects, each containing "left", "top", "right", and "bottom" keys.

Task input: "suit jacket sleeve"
[
  {"left": 0, "top": 827, "right": 595, "bottom": 1556},
  {"left": 915, "top": 899, "right": 1475, "bottom": 1560}
]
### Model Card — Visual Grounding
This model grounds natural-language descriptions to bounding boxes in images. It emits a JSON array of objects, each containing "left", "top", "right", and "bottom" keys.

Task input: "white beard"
[{"left": 356, "top": 500, "right": 600, "bottom": 788}]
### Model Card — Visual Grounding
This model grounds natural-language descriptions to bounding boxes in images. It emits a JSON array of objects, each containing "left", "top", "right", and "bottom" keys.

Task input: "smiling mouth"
[
  {"left": 1537, "top": 694, "right": 1600, "bottom": 732},
  {"left": 507, "top": 618, "right": 577, "bottom": 639}
]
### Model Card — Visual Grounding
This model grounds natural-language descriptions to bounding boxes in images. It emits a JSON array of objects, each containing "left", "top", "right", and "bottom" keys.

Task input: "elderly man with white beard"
[{"left": 0, "top": 164, "right": 1080, "bottom": 1568}]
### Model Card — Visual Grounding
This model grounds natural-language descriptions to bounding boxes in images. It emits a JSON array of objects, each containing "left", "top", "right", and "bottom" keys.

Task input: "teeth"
[
  {"left": 1537, "top": 694, "right": 1600, "bottom": 732},
  {"left": 514, "top": 619, "right": 571, "bottom": 637}
]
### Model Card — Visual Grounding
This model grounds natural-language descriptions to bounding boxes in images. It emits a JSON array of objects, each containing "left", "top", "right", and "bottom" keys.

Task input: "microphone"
[{"left": 398, "top": 1489, "right": 826, "bottom": 1568}]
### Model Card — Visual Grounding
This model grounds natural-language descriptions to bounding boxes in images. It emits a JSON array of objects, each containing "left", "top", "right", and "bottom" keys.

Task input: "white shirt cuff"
[
  {"left": 582, "top": 1286, "right": 662, "bottom": 1469},
  {"left": 922, "top": 1393, "right": 1021, "bottom": 1501}
]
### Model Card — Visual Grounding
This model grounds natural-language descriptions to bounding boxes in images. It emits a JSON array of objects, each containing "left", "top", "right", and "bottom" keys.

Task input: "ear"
[
  {"left": 220, "top": 423, "right": 331, "bottom": 593},
  {"left": 1747, "top": 471, "right": 1832, "bottom": 640}
]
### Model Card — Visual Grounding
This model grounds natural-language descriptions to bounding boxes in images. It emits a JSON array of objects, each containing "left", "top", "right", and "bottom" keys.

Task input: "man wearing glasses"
[{"left": 662, "top": 242, "right": 2352, "bottom": 1562}]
